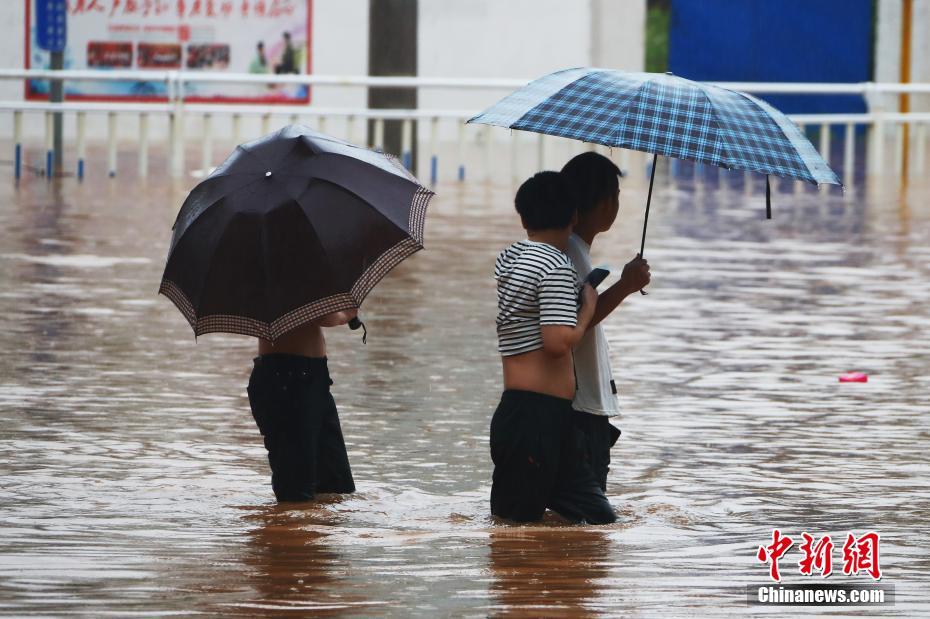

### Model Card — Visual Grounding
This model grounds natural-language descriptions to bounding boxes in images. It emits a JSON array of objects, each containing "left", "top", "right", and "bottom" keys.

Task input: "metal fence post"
[
  {"left": 346, "top": 114, "right": 357, "bottom": 144},
  {"left": 457, "top": 122, "right": 465, "bottom": 181},
  {"left": 894, "top": 123, "right": 904, "bottom": 177},
  {"left": 107, "top": 112, "right": 117, "bottom": 177},
  {"left": 872, "top": 116, "right": 885, "bottom": 176},
  {"left": 374, "top": 118, "right": 385, "bottom": 151},
  {"left": 843, "top": 123, "right": 855, "bottom": 185},
  {"left": 483, "top": 124, "right": 493, "bottom": 182},
  {"left": 44, "top": 112, "right": 53, "bottom": 178},
  {"left": 819, "top": 123, "right": 831, "bottom": 192},
  {"left": 232, "top": 113, "right": 241, "bottom": 145},
  {"left": 429, "top": 116, "right": 438, "bottom": 185},
  {"left": 401, "top": 119, "right": 413, "bottom": 169},
  {"left": 138, "top": 113, "right": 149, "bottom": 179},
  {"left": 13, "top": 110, "right": 22, "bottom": 180},
  {"left": 76, "top": 112, "right": 85, "bottom": 180},
  {"left": 201, "top": 113, "right": 212, "bottom": 174},
  {"left": 916, "top": 122, "right": 927, "bottom": 176},
  {"left": 169, "top": 71, "right": 185, "bottom": 178}
]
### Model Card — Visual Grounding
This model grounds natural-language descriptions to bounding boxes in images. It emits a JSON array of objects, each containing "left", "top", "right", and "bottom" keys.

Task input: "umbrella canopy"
[
  {"left": 468, "top": 68, "right": 840, "bottom": 187},
  {"left": 159, "top": 125, "right": 433, "bottom": 341}
]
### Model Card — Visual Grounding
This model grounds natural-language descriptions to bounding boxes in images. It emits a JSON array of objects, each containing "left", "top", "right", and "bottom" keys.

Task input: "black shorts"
[
  {"left": 247, "top": 354, "right": 355, "bottom": 502},
  {"left": 572, "top": 409, "right": 621, "bottom": 492},
  {"left": 489, "top": 390, "right": 616, "bottom": 524}
]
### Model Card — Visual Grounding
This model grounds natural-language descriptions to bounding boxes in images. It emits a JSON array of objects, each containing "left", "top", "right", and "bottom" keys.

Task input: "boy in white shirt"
[{"left": 560, "top": 152, "right": 651, "bottom": 491}]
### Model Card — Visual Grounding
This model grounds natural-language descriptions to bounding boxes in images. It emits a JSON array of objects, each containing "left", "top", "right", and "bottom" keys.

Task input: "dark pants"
[
  {"left": 247, "top": 354, "right": 355, "bottom": 502},
  {"left": 572, "top": 410, "right": 621, "bottom": 492},
  {"left": 489, "top": 390, "right": 616, "bottom": 524}
]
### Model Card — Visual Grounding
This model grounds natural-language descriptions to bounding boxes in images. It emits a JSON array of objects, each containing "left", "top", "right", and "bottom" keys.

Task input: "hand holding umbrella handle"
[{"left": 348, "top": 316, "right": 367, "bottom": 344}]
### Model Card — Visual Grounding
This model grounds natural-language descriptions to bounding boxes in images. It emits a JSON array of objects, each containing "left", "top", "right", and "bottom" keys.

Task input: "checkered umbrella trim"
[
  {"left": 383, "top": 152, "right": 426, "bottom": 185},
  {"left": 508, "top": 70, "right": 651, "bottom": 146},
  {"left": 467, "top": 67, "right": 592, "bottom": 128},
  {"left": 745, "top": 94, "right": 839, "bottom": 185},
  {"left": 470, "top": 69, "right": 840, "bottom": 186},
  {"left": 158, "top": 183, "right": 434, "bottom": 341}
]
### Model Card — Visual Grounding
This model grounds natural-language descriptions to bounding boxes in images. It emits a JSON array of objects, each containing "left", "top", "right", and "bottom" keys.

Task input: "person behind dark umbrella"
[
  {"left": 489, "top": 172, "right": 616, "bottom": 524},
  {"left": 159, "top": 126, "right": 435, "bottom": 503},
  {"left": 247, "top": 314, "right": 358, "bottom": 502}
]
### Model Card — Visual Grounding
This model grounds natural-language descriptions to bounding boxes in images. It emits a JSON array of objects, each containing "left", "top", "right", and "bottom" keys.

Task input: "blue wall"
[{"left": 668, "top": 0, "right": 872, "bottom": 114}]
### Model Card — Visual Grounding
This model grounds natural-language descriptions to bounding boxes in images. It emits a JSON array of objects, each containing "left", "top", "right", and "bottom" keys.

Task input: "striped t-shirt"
[{"left": 494, "top": 240, "right": 579, "bottom": 356}]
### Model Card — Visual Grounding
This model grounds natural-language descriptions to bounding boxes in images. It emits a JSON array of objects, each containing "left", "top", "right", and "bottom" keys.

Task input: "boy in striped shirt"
[{"left": 489, "top": 171, "right": 616, "bottom": 524}]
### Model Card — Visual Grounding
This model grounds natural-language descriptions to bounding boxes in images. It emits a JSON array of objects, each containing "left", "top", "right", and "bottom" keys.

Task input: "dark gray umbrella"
[{"left": 159, "top": 125, "right": 433, "bottom": 341}]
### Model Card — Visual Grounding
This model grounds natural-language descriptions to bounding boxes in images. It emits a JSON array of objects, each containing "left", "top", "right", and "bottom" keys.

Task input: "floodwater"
[{"left": 1, "top": 155, "right": 929, "bottom": 617}]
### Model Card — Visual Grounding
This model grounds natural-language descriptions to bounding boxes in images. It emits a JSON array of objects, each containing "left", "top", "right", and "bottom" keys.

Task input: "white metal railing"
[
  {"left": 2, "top": 70, "right": 929, "bottom": 184},
  {"left": 3, "top": 69, "right": 930, "bottom": 93}
]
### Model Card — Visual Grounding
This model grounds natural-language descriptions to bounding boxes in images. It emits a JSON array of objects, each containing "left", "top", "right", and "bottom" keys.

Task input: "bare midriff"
[
  {"left": 501, "top": 348, "right": 575, "bottom": 400},
  {"left": 258, "top": 322, "right": 326, "bottom": 358}
]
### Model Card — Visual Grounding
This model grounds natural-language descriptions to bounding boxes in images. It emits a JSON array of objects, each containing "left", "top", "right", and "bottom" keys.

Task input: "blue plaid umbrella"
[{"left": 469, "top": 68, "right": 841, "bottom": 277}]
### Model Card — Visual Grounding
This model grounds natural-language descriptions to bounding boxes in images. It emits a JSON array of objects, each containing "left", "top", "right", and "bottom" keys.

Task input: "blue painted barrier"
[{"left": 669, "top": 0, "right": 870, "bottom": 115}]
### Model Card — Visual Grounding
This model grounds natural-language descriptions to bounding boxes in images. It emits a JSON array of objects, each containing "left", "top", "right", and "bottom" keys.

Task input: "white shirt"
[{"left": 564, "top": 233, "right": 621, "bottom": 417}]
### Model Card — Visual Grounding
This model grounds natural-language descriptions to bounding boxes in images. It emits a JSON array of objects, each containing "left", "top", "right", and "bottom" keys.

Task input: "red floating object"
[{"left": 839, "top": 372, "right": 868, "bottom": 383}]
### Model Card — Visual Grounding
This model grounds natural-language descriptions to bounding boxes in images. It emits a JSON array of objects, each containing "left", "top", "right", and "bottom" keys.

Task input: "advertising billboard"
[{"left": 25, "top": 0, "right": 312, "bottom": 103}]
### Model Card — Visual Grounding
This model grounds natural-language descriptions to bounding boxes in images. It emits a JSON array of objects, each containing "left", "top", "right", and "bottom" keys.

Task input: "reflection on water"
[
  {"left": 0, "top": 163, "right": 928, "bottom": 616},
  {"left": 489, "top": 527, "right": 615, "bottom": 617},
  {"left": 232, "top": 503, "right": 369, "bottom": 616}
]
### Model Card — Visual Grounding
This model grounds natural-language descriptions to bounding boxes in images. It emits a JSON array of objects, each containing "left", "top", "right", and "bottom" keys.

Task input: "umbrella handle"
[{"left": 639, "top": 153, "right": 658, "bottom": 295}]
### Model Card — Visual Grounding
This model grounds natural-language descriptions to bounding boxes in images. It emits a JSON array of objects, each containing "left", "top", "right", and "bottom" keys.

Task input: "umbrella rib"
[
  {"left": 190, "top": 210, "right": 249, "bottom": 327},
  {"left": 276, "top": 154, "right": 423, "bottom": 239},
  {"left": 169, "top": 174, "right": 268, "bottom": 257},
  {"left": 232, "top": 142, "right": 277, "bottom": 171},
  {"left": 691, "top": 89, "right": 743, "bottom": 173},
  {"left": 719, "top": 89, "right": 829, "bottom": 185},
  {"left": 713, "top": 89, "right": 793, "bottom": 178},
  {"left": 287, "top": 198, "right": 349, "bottom": 306},
  {"left": 606, "top": 81, "right": 649, "bottom": 149}
]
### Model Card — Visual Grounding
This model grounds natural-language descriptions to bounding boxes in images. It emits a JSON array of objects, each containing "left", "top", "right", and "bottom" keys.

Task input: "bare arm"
[
  {"left": 588, "top": 255, "right": 650, "bottom": 329},
  {"left": 315, "top": 308, "right": 358, "bottom": 327},
  {"left": 541, "top": 284, "right": 597, "bottom": 357}
]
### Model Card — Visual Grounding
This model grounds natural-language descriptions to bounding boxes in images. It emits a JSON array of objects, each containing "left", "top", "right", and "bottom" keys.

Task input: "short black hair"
[
  {"left": 560, "top": 152, "right": 622, "bottom": 215},
  {"left": 514, "top": 171, "right": 574, "bottom": 231}
]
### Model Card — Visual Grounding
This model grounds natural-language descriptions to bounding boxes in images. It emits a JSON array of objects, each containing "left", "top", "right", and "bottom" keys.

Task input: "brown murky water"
[{"left": 1, "top": 153, "right": 929, "bottom": 616}]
